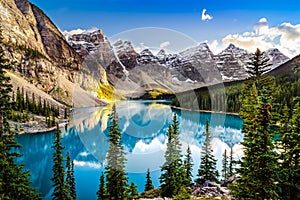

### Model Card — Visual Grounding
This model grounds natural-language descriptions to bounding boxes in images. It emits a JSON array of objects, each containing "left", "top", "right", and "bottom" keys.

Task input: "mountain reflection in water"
[{"left": 15, "top": 100, "right": 243, "bottom": 199}]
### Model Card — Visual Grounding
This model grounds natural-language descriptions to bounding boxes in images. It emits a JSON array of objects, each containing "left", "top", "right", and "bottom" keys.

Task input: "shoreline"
[
  {"left": 170, "top": 105, "right": 240, "bottom": 116},
  {"left": 13, "top": 120, "right": 69, "bottom": 135},
  {"left": 12, "top": 101, "right": 240, "bottom": 135}
]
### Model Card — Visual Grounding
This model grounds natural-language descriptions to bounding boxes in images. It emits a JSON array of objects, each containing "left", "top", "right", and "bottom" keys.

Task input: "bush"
[
  {"left": 173, "top": 187, "right": 192, "bottom": 200},
  {"left": 139, "top": 188, "right": 161, "bottom": 198}
]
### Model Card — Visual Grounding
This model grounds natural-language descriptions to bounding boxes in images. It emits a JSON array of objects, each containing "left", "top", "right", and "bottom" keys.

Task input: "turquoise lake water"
[{"left": 15, "top": 100, "right": 243, "bottom": 199}]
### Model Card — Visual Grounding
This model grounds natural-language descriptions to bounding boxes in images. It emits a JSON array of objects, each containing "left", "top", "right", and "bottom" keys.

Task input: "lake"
[{"left": 15, "top": 100, "right": 243, "bottom": 199}]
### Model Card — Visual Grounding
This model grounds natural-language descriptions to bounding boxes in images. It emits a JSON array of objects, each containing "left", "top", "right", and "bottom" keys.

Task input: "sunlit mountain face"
[{"left": 15, "top": 100, "right": 243, "bottom": 199}]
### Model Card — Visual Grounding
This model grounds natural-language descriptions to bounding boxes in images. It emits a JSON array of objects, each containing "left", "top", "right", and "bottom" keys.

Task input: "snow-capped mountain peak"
[
  {"left": 157, "top": 49, "right": 167, "bottom": 57},
  {"left": 64, "top": 29, "right": 108, "bottom": 56},
  {"left": 225, "top": 43, "right": 237, "bottom": 50},
  {"left": 180, "top": 42, "right": 214, "bottom": 61},
  {"left": 220, "top": 43, "right": 249, "bottom": 56},
  {"left": 140, "top": 49, "right": 154, "bottom": 57},
  {"left": 113, "top": 40, "right": 136, "bottom": 55},
  {"left": 64, "top": 28, "right": 291, "bottom": 89},
  {"left": 137, "top": 49, "right": 158, "bottom": 64},
  {"left": 266, "top": 48, "right": 289, "bottom": 70}
]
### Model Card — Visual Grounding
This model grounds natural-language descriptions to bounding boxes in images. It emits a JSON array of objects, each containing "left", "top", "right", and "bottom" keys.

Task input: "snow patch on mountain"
[
  {"left": 266, "top": 48, "right": 289, "bottom": 71},
  {"left": 63, "top": 29, "right": 291, "bottom": 89}
]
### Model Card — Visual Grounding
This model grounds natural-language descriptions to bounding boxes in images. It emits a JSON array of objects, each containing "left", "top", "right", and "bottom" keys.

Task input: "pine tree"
[
  {"left": 43, "top": 99, "right": 47, "bottom": 116},
  {"left": 160, "top": 114, "right": 184, "bottom": 197},
  {"left": 25, "top": 91, "right": 29, "bottom": 111},
  {"left": 228, "top": 147, "right": 235, "bottom": 177},
  {"left": 246, "top": 48, "right": 271, "bottom": 79},
  {"left": 64, "top": 107, "right": 68, "bottom": 119},
  {"left": 222, "top": 147, "right": 234, "bottom": 180},
  {"left": 21, "top": 87, "right": 25, "bottom": 111},
  {"left": 16, "top": 87, "right": 21, "bottom": 111},
  {"left": 144, "top": 168, "right": 154, "bottom": 192},
  {"left": 196, "top": 119, "right": 219, "bottom": 184},
  {"left": 51, "top": 113, "right": 56, "bottom": 127},
  {"left": 46, "top": 115, "right": 50, "bottom": 128},
  {"left": 230, "top": 48, "right": 279, "bottom": 199},
  {"left": 51, "top": 124, "right": 68, "bottom": 200},
  {"left": 104, "top": 104, "right": 128, "bottom": 199},
  {"left": 11, "top": 90, "right": 15, "bottom": 103},
  {"left": 66, "top": 152, "right": 76, "bottom": 200},
  {"left": 97, "top": 172, "right": 107, "bottom": 200},
  {"left": 0, "top": 31, "right": 40, "bottom": 199},
  {"left": 32, "top": 93, "right": 36, "bottom": 113},
  {"left": 183, "top": 145, "right": 193, "bottom": 186},
  {"left": 37, "top": 96, "right": 42, "bottom": 115},
  {"left": 278, "top": 100, "right": 300, "bottom": 199},
  {"left": 66, "top": 152, "right": 71, "bottom": 197},
  {"left": 221, "top": 149, "right": 228, "bottom": 180},
  {"left": 127, "top": 182, "right": 139, "bottom": 199}
]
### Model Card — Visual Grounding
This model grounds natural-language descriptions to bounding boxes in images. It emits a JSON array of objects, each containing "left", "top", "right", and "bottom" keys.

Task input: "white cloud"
[
  {"left": 62, "top": 27, "right": 99, "bottom": 37},
  {"left": 209, "top": 39, "right": 222, "bottom": 54},
  {"left": 254, "top": 17, "right": 269, "bottom": 35},
  {"left": 62, "top": 28, "right": 85, "bottom": 36},
  {"left": 79, "top": 151, "right": 89, "bottom": 157},
  {"left": 134, "top": 42, "right": 149, "bottom": 53},
  {"left": 132, "top": 138, "right": 165, "bottom": 154},
  {"left": 160, "top": 41, "right": 170, "bottom": 49},
  {"left": 73, "top": 160, "right": 102, "bottom": 169},
  {"left": 83, "top": 27, "right": 99, "bottom": 34},
  {"left": 201, "top": 8, "right": 213, "bottom": 21},
  {"left": 213, "top": 18, "right": 300, "bottom": 58}
]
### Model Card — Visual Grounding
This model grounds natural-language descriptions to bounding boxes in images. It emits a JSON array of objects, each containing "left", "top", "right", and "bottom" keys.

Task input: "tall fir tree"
[
  {"left": 97, "top": 172, "right": 107, "bottom": 200},
  {"left": 183, "top": 145, "right": 193, "bottom": 186},
  {"left": 127, "top": 182, "right": 139, "bottom": 200},
  {"left": 51, "top": 124, "right": 68, "bottom": 200},
  {"left": 196, "top": 119, "right": 219, "bottom": 184},
  {"left": 0, "top": 31, "right": 40, "bottom": 199},
  {"left": 104, "top": 104, "right": 128, "bottom": 199},
  {"left": 32, "top": 93, "right": 36, "bottom": 113},
  {"left": 16, "top": 87, "right": 21, "bottom": 111},
  {"left": 37, "top": 96, "right": 42, "bottom": 115},
  {"left": 25, "top": 92, "right": 29, "bottom": 111},
  {"left": 246, "top": 48, "right": 271, "bottom": 80},
  {"left": 228, "top": 147, "right": 235, "bottom": 177},
  {"left": 160, "top": 114, "right": 184, "bottom": 197},
  {"left": 230, "top": 48, "right": 279, "bottom": 199},
  {"left": 278, "top": 100, "right": 300, "bottom": 199},
  {"left": 144, "top": 168, "right": 154, "bottom": 192},
  {"left": 64, "top": 107, "right": 68, "bottom": 119},
  {"left": 66, "top": 151, "right": 76, "bottom": 200},
  {"left": 221, "top": 149, "right": 228, "bottom": 180}
]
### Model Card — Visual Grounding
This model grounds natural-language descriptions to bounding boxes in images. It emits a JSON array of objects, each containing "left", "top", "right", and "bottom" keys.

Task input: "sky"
[{"left": 30, "top": 0, "right": 300, "bottom": 57}]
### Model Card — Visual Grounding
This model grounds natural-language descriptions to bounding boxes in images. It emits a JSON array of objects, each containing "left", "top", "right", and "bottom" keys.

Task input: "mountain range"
[
  {"left": 0, "top": 0, "right": 298, "bottom": 105},
  {"left": 65, "top": 29, "right": 290, "bottom": 97}
]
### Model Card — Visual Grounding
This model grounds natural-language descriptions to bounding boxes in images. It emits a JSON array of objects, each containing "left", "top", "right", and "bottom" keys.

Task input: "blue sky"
[{"left": 30, "top": 0, "right": 300, "bottom": 57}]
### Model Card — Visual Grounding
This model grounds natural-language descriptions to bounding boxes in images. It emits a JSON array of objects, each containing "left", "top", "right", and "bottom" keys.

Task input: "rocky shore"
[{"left": 10, "top": 116, "right": 69, "bottom": 134}]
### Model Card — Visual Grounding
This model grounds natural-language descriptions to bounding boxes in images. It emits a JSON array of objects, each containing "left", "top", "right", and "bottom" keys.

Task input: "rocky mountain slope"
[
  {"left": 268, "top": 54, "right": 300, "bottom": 76},
  {"left": 0, "top": 0, "right": 105, "bottom": 107},
  {"left": 65, "top": 29, "right": 289, "bottom": 97}
]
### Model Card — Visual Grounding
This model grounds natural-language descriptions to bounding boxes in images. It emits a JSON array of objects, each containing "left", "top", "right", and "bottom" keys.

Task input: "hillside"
[
  {"left": 0, "top": 0, "right": 105, "bottom": 107},
  {"left": 268, "top": 54, "right": 300, "bottom": 76},
  {"left": 172, "top": 56, "right": 300, "bottom": 113}
]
